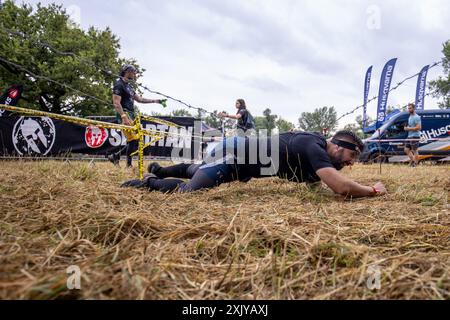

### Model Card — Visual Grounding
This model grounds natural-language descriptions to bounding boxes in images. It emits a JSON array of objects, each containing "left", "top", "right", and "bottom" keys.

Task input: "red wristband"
[{"left": 372, "top": 186, "right": 379, "bottom": 196}]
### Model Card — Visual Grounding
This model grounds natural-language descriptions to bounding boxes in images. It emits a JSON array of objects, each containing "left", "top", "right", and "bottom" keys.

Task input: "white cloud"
[{"left": 25, "top": 0, "right": 450, "bottom": 127}]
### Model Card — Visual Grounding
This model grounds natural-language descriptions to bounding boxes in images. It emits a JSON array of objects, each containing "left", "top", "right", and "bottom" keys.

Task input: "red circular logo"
[
  {"left": 9, "top": 89, "right": 19, "bottom": 99},
  {"left": 85, "top": 126, "right": 108, "bottom": 148}
]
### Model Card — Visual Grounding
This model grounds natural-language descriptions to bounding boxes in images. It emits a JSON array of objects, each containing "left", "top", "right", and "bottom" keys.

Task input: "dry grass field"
[{"left": 0, "top": 160, "right": 449, "bottom": 300}]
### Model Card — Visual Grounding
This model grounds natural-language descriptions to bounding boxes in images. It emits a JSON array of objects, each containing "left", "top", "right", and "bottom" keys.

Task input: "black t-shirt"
[
  {"left": 113, "top": 79, "right": 135, "bottom": 113},
  {"left": 237, "top": 108, "right": 249, "bottom": 131},
  {"left": 239, "top": 132, "right": 336, "bottom": 183}
]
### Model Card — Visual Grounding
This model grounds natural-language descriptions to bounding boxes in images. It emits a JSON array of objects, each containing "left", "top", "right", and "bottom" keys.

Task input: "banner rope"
[{"left": 336, "top": 61, "right": 445, "bottom": 123}]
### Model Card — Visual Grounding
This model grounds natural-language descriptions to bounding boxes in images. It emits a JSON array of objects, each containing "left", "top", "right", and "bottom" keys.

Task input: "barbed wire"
[
  {"left": 0, "top": 25, "right": 219, "bottom": 117},
  {"left": 0, "top": 55, "right": 115, "bottom": 108},
  {"left": 390, "top": 81, "right": 450, "bottom": 111},
  {"left": 1, "top": 25, "right": 448, "bottom": 126},
  {"left": 336, "top": 61, "right": 444, "bottom": 123},
  {"left": 0, "top": 56, "right": 215, "bottom": 138}
]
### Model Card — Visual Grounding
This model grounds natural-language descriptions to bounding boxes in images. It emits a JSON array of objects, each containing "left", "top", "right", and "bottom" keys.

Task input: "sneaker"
[
  {"left": 120, "top": 173, "right": 158, "bottom": 189},
  {"left": 120, "top": 179, "right": 146, "bottom": 188},
  {"left": 147, "top": 162, "right": 162, "bottom": 175},
  {"left": 108, "top": 153, "right": 120, "bottom": 166}
]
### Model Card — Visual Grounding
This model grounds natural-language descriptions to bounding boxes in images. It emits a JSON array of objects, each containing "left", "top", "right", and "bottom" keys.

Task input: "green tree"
[
  {"left": 195, "top": 108, "right": 205, "bottom": 119},
  {"left": 253, "top": 108, "right": 277, "bottom": 134},
  {"left": 204, "top": 110, "right": 221, "bottom": 129},
  {"left": 387, "top": 105, "right": 406, "bottom": 113},
  {"left": 429, "top": 40, "right": 450, "bottom": 109},
  {"left": 263, "top": 108, "right": 278, "bottom": 134},
  {"left": 343, "top": 123, "right": 363, "bottom": 138},
  {"left": 276, "top": 117, "right": 294, "bottom": 133},
  {"left": 203, "top": 110, "right": 234, "bottom": 130},
  {"left": 254, "top": 109, "right": 283, "bottom": 134},
  {"left": 356, "top": 114, "right": 374, "bottom": 130},
  {"left": 298, "top": 106, "right": 337, "bottom": 133},
  {"left": 341, "top": 115, "right": 374, "bottom": 139},
  {"left": 171, "top": 109, "right": 192, "bottom": 117},
  {"left": 0, "top": 1, "right": 140, "bottom": 116},
  {"left": 253, "top": 116, "right": 266, "bottom": 131}
]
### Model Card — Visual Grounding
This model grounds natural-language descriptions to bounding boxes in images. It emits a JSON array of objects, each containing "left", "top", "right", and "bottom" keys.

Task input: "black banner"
[{"left": 0, "top": 113, "right": 203, "bottom": 160}]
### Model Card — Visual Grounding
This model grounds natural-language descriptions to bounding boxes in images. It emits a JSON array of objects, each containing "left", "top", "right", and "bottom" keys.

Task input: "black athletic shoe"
[
  {"left": 147, "top": 162, "right": 162, "bottom": 175},
  {"left": 120, "top": 174, "right": 157, "bottom": 189},
  {"left": 108, "top": 153, "right": 120, "bottom": 166}
]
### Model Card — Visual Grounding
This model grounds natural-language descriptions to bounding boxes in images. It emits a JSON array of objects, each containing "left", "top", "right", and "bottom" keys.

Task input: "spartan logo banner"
[
  {"left": 0, "top": 84, "right": 23, "bottom": 117},
  {"left": 376, "top": 58, "right": 397, "bottom": 129},
  {"left": 12, "top": 116, "right": 56, "bottom": 156},
  {"left": 0, "top": 114, "right": 201, "bottom": 160}
]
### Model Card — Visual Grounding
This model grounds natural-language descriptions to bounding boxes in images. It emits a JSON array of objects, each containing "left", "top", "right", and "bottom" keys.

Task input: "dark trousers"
[
  {"left": 110, "top": 138, "right": 138, "bottom": 167},
  {"left": 125, "top": 139, "right": 139, "bottom": 167},
  {"left": 148, "top": 162, "right": 239, "bottom": 193},
  {"left": 111, "top": 111, "right": 137, "bottom": 166}
]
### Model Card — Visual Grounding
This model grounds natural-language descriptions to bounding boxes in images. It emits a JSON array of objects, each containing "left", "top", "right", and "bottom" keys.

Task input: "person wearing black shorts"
[
  {"left": 122, "top": 130, "right": 387, "bottom": 198},
  {"left": 108, "top": 65, "right": 166, "bottom": 167},
  {"left": 403, "top": 103, "right": 422, "bottom": 167}
]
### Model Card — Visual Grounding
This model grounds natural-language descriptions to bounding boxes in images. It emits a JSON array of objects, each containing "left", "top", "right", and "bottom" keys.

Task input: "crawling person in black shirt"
[{"left": 121, "top": 130, "right": 387, "bottom": 198}]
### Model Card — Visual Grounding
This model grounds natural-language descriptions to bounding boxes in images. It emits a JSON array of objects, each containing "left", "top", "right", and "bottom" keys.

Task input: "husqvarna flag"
[
  {"left": 376, "top": 58, "right": 397, "bottom": 129},
  {"left": 415, "top": 65, "right": 429, "bottom": 111},
  {"left": 363, "top": 66, "right": 373, "bottom": 128}
]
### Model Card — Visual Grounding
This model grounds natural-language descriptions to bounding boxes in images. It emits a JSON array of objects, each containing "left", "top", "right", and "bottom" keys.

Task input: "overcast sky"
[{"left": 25, "top": 0, "right": 450, "bottom": 127}]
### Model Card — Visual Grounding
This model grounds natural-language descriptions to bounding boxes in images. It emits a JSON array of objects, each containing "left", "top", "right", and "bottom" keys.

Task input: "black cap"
[{"left": 120, "top": 64, "right": 137, "bottom": 76}]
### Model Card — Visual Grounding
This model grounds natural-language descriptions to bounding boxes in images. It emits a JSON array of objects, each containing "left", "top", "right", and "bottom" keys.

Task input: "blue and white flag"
[
  {"left": 415, "top": 65, "right": 429, "bottom": 111},
  {"left": 376, "top": 58, "right": 397, "bottom": 129},
  {"left": 363, "top": 66, "right": 373, "bottom": 128}
]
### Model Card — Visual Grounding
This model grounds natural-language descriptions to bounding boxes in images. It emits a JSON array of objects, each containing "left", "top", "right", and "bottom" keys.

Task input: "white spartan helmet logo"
[
  {"left": 13, "top": 117, "right": 56, "bottom": 156},
  {"left": 91, "top": 127, "right": 102, "bottom": 143}
]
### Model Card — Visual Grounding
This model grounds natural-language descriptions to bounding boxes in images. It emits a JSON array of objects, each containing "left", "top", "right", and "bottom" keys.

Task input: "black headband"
[{"left": 332, "top": 138, "right": 361, "bottom": 153}]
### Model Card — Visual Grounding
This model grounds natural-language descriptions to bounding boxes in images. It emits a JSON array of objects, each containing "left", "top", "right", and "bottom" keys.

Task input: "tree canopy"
[
  {"left": 0, "top": 0, "right": 140, "bottom": 116},
  {"left": 429, "top": 40, "right": 450, "bottom": 109},
  {"left": 298, "top": 106, "right": 338, "bottom": 134}
]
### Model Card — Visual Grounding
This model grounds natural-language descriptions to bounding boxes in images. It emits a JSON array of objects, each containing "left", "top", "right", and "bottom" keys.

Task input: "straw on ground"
[{"left": 0, "top": 161, "right": 448, "bottom": 299}]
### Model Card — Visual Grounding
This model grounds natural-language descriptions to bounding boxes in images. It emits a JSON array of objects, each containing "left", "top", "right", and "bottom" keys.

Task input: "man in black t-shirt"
[
  {"left": 122, "top": 130, "right": 387, "bottom": 198},
  {"left": 108, "top": 65, "right": 166, "bottom": 167}
]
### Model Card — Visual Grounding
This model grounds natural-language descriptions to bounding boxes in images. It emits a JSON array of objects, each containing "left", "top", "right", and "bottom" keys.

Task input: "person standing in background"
[
  {"left": 219, "top": 99, "right": 255, "bottom": 137},
  {"left": 403, "top": 103, "right": 422, "bottom": 167}
]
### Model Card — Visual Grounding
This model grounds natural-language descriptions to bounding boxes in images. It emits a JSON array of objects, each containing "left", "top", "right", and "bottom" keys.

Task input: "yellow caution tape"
[{"left": 0, "top": 104, "right": 172, "bottom": 180}]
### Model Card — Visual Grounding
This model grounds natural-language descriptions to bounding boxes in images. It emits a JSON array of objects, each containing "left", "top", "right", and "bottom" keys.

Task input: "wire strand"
[
  {"left": 0, "top": 25, "right": 219, "bottom": 117},
  {"left": 336, "top": 61, "right": 444, "bottom": 122}
]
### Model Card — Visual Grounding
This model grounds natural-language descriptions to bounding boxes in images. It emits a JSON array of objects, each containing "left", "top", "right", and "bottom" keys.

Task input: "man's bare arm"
[
  {"left": 134, "top": 95, "right": 161, "bottom": 104},
  {"left": 113, "top": 94, "right": 125, "bottom": 115},
  {"left": 316, "top": 167, "right": 386, "bottom": 198},
  {"left": 405, "top": 123, "right": 422, "bottom": 132},
  {"left": 113, "top": 94, "right": 131, "bottom": 126}
]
